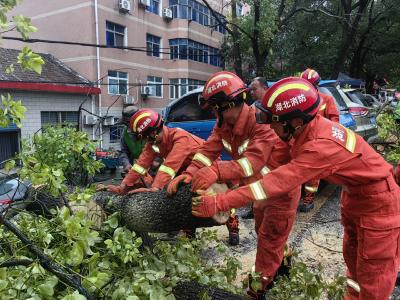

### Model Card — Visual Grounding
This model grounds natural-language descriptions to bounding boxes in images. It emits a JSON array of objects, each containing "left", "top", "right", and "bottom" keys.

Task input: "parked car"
[
  {"left": 319, "top": 83, "right": 378, "bottom": 142},
  {"left": 344, "top": 89, "right": 380, "bottom": 117},
  {"left": 0, "top": 175, "right": 30, "bottom": 213},
  {"left": 164, "top": 85, "right": 359, "bottom": 155}
]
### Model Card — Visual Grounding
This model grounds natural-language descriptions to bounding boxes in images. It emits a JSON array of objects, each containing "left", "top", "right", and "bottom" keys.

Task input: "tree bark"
[{"left": 94, "top": 184, "right": 226, "bottom": 233}]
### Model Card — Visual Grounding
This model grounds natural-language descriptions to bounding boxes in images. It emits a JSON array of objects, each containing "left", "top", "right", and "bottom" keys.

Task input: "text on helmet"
[
  {"left": 206, "top": 80, "right": 228, "bottom": 95},
  {"left": 137, "top": 118, "right": 152, "bottom": 133},
  {"left": 275, "top": 93, "right": 307, "bottom": 112}
]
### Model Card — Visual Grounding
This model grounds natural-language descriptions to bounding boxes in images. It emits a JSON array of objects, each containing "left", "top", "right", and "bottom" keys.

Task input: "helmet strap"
[
  {"left": 281, "top": 121, "right": 295, "bottom": 142},
  {"left": 217, "top": 111, "right": 224, "bottom": 128}
]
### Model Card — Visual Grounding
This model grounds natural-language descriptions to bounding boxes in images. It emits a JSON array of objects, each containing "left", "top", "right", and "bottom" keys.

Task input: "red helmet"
[
  {"left": 255, "top": 77, "right": 320, "bottom": 124},
  {"left": 129, "top": 108, "right": 163, "bottom": 136},
  {"left": 300, "top": 68, "right": 321, "bottom": 86},
  {"left": 200, "top": 71, "right": 248, "bottom": 110}
]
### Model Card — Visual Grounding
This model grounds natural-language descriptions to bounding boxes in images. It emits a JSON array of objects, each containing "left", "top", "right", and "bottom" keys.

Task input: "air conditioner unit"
[
  {"left": 119, "top": 0, "right": 131, "bottom": 12},
  {"left": 123, "top": 95, "right": 137, "bottom": 105},
  {"left": 83, "top": 115, "right": 97, "bottom": 125},
  {"left": 139, "top": 0, "right": 150, "bottom": 7},
  {"left": 141, "top": 85, "right": 155, "bottom": 97},
  {"left": 162, "top": 8, "right": 173, "bottom": 20},
  {"left": 103, "top": 116, "right": 116, "bottom": 126}
]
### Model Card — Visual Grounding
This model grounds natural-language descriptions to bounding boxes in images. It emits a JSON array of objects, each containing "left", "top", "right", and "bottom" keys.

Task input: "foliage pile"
[
  {"left": 0, "top": 208, "right": 242, "bottom": 299},
  {"left": 269, "top": 261, "right": 346, "bottom": 300},
  {"left": 376, "top": 110, "right": 400, "bottom": 162}
]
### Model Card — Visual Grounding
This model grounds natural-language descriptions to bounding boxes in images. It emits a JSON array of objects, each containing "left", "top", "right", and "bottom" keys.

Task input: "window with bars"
[
  {"left": 169, "top": 78, "right": 205, "bottom": 100},
  {"left": 147, "top": 76, "right": 163, "bottom": 97},
  {"left": 108, "top": 70, "right": 128, "bottom": 95},
  {"left": 146, "top": 34, "right": 161, "bottom": 57},
  {"left": 106, "top": 21, "right": 126, "bottom": 47},
  {"left": 40, "top": 111, "right": 79, "bottom": 127},
  {"left": 109, "top": 125, "right": 124, "bottom": 143},
  {"left": 146, "top": 0, "right": 160, "bottom": 15},
  {"left": 169, "top": 38, "right": 222, "bottom": 67}
]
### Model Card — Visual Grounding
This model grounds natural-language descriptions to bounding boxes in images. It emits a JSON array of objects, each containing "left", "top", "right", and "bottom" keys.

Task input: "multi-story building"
[{"left": 5, "top": 0, "right": 228, "bottom": 148}]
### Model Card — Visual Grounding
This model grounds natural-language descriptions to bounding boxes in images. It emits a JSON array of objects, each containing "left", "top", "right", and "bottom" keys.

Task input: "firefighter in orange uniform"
[
  {"left": 106, "top": 108, "right": 204, "bottom": 195},
  {"left": 192, "top": 77, "right": 400, "bottom": 299},
  {"left": 298, "top": 68, "right": 340, "bottom": 212},
  {"left": 167, "top": 71, "right": 301, "bottom": 275}
]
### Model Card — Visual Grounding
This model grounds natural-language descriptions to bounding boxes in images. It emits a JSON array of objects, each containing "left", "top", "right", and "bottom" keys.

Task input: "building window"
[
  {"left": 108, "top": 71, "right": 128, "bottom": 95},
  {"left": 109, "top": 125, "right": 124, "bottom": 143},
  {"left": 147, "top": 76, "right": 163, "bottom": 97},
  {"left": 146, "top": 34, "right": 161, "bottom": 57},
  {"left": 169, "top": 78, "right": 205, "bottom": 100},
  {"left": 146, "top": 0, "right": 160, "bottom": 15},
  {"left": 168, "top": 0, "right": 226, "bottom": 33},
  {"left": 169, "top": 38, "right": 222, "bottom": 67},
  {"left": 41, "top": 111, "right": 79, "bottom": 127},
  {"left": 106, "top": 21, "right": 125, "bottom": 47}
]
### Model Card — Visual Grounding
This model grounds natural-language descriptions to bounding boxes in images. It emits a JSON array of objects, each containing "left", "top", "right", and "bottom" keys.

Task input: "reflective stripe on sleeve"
[
  {"left": 346, "top": 278, "right": 360, "bottom": 293},
  {"left": 319, "top": 103, "right": 327, "bottom": 111},
  {"left": 222, "top": 139, "right": 232, "bottom": 152},
  {"left": 132, "top": 163, "right": 147, "bottom": 175},
  {"left": 151, "top": 145, "right": 160, "bottom": 153},
  {"left": 249, "top": 180, "right": 267, "bottom": 201},
  {"left": 305, "top": 185, "right": 318, "bottom": 193},
  {"left": 260, "top": 166, "right": 270, "bottom": 176},
  {"left": 238, "top": 139, "right": 249, "bottom": 155},
  {"left": 345, "top": 128, "right": 356, "bottom": 153},
  {"left": 193, "top": 153, "right": 212, "bottom": 167},
  {"left": 158, "top": 165, "right": 176, "bottom": 178},
  {"left": 237, "top": 157, "right": 253, "bottom": 177}
]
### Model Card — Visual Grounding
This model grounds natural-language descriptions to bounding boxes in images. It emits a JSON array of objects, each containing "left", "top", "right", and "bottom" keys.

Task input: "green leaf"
[{"left": 4, "top": 160, "right": 15, "bottom": 172}]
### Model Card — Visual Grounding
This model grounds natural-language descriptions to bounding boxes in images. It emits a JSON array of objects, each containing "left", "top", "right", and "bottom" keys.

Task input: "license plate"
[{"left": 370, "top": 117, "right": 376, "bottom": 124}]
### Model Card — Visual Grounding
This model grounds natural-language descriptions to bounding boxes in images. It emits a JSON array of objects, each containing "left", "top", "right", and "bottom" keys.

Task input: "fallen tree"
[{"left": 93, "top": 184, "right": 227, "bottom": 233}]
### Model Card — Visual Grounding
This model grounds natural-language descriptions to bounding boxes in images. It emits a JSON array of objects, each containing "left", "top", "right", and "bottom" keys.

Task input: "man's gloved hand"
[
  {"left": 127, "top": 187, "right": 159, "bottom": 194},
  {"left": 166, "top": 174, "right": 192, "bottom": 196},
  {"left": 107, "top": 183, "right": 128, "bottom": 195},
  {"left": 192, "top": 190, "right": 229, "bottom": 218},
  {"left": 191, "top": 166, "right": 219, "bottom": 191}
]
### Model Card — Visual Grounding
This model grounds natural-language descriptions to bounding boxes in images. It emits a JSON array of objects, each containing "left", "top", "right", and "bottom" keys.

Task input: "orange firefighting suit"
[
  {"left": 184, "top": 104, "right": 301, "bottom": 286},
  {"left": 121, "top": 126, "right": 204, "bottom": 192},
  {"left": 396, "top": 161, "right": 400, "bottom": 184},
  {"left": 205, "top": 115, "right": 400, "bottom": 299},
  {"left": 303, "top": 91, "right": 340, "bottom": 197}
]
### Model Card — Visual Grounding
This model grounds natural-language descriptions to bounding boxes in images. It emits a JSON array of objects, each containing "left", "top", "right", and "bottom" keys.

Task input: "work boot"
[
  {"left": 298, "top": 191, "right": 315, "bottom": 212},
  {"left": 226, "top": 215, "right": 239, "bottom": 246}
]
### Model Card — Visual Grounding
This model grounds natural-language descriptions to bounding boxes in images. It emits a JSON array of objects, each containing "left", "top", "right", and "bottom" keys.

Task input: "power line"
[{"left": 2, "top": 36, "right": 223, "bottom": 57}]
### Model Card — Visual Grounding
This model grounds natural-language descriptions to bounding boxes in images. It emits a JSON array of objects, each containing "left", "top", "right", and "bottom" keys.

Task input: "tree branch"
[
  {"left": 0, "top": 258, "right": 34, "bottom": 268},
  {"left": 0, "top": 215, "right": 93, "bottom": 299}
]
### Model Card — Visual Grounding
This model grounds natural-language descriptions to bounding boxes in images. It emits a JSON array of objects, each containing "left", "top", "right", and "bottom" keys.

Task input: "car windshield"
[
  {"left": 347, "top": 91, "right": 372, "bottom": 107},
  {"left": 318, "top": 86, "right": 347, "bottom": 110},
  {"left": 167, "top": 93, "right": 215, "bottom": 122}
]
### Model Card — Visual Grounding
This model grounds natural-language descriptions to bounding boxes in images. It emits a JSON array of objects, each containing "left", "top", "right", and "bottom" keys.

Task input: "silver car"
[{"left": 319, "top": 84, "right": 378, "bottom": 142}]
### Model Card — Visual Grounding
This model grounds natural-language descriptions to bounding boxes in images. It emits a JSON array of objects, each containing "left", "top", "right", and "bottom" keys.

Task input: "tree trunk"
[
  {"left": 94, "top": 184, "right": 226, "bottom": 233},
  {"left": 231, "top": 0, "right": 243, "bottom": 78},
  {"left": 252, "top": 0, "right": 264, "bottom": 76},
  {"left": 173, "top": 281, "right": 247, "bottom": 300}
]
